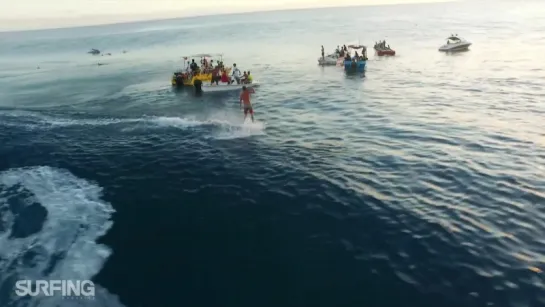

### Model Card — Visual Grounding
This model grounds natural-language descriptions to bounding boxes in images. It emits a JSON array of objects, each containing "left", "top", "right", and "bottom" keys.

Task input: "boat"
[
  {"left": 201, "top": 81, "right": 260, "bottom": 93},
  {"left": 171, "top": 53, "right": 231, "bottom": 87},
  {"left": 373, "top": 41, "right": 396, "bottom": 56},
  {"left": 438, "top": 34, "right": 471, "bottom": 52},
  {"left": 318, "top": 45, "right": 342, "bottom": 66},
  {"left": 343, "top": 44, "right": 367, "bottom": 73},
  {"left": 318, "top": 53, "right": 340, "bottom": 66},
  {"left": 88, "top": 49, "right": 100, "bottom": 55}
]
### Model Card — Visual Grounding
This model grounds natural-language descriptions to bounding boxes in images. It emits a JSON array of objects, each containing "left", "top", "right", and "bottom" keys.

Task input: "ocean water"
[{"left": 1, "top": 1, "right": 545, "bottom": 306}]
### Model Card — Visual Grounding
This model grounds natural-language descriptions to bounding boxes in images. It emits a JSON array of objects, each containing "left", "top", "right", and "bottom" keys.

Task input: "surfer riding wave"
[{"left": 240, "top": 86, "right": 255, "bottom": 123}]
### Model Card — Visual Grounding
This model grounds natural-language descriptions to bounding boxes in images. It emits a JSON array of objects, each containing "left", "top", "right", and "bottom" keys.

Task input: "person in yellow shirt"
[{"left": 247, "top": 71, "right": 253, "bottom": 84}]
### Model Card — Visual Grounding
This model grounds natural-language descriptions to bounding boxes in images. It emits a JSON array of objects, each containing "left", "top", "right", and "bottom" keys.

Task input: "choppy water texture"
[{"left": 1, "top": 1, "right": 545, "bottom": 306}]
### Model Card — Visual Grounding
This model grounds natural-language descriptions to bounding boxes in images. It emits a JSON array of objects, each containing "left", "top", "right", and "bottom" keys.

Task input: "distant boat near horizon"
[
  {"left": 88, "top": 48, "right": 100, "bottom": 55},
  {"left": 438, "top": 34, "right": 472, "bottom": 52}
]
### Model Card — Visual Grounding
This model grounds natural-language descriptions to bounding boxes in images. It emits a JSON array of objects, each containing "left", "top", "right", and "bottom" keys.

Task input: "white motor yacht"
[{"left": 439, "top": 34, "right": 472, "bottom": 52}]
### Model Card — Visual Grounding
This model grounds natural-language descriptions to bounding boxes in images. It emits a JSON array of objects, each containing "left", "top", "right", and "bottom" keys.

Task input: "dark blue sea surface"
[{"left": 1, "top": 1, "right": 545, "bottom": 307}]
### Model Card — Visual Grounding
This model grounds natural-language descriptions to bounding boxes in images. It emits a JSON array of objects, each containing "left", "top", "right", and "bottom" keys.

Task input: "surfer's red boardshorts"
[{"left": 244, "top": 106, "right": 253, "bottom": 115}]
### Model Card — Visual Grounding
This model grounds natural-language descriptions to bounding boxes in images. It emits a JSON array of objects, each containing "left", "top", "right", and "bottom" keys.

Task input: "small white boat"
[
  {"left": 318, "top": 54, "right": 340, "bottom": 66},
  {"left": 201, "top": 82, "right": 260, "bottom": 93},
  {"left": 439, "top": 34, "right": 471, "bottom": 52}
]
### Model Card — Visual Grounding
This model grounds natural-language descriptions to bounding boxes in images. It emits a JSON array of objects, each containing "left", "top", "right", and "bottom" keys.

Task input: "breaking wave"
[
  {"left": 0, "top": 110, "right": 266, "bottom": 140},
  {"left": 0, "top": 166, "right": 123, "bottom": 307}
]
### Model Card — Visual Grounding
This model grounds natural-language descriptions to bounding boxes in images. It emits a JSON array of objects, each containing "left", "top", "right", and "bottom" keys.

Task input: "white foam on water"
[
  {"left": 0, "top": 166, "right": 124, "bottom": 307},
  {"left": 213, "top": 119, "right": 266, "bottom": 140},
  {"left": 0, "top": 110, "right": 266, "bottom": 139},
  {"left": 147, "top": 116, "right": 215, "bottom": 129},
  {"left": 185, "top": 109, "right": 266, "bottom": 139},
  {"left": 0, "top": 110, "right": 140, "bottom": 130},
  {"left": 0, "top": 110, "right": 214, "bottom": 130},
  {"left": 120, "top": 115, "right": 235, "bottom": 132}
]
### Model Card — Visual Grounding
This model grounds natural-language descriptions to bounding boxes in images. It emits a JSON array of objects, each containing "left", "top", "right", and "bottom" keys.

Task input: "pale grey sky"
[{"left": 0, "top": 0, "right": 447, "bottom": 31}]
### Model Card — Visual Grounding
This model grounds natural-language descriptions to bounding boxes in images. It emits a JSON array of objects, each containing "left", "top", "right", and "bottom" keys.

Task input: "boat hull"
[
  {"left": 172, "top": 73, "right": 212, "bottom": 86},
  {"left": 438, "top": 43, "right": 471, "bottom": 52},
  {"left": 344, "top": 60, "right": 366, "bottom": 73},
  {"left": 318, "top": 55, "right": 340, "bottom": 66},
  {"left": 376, "top": 49, "right": 396, "bottom": 56},
  {"left": 201, "top": 82, "right": 260, "bottom": 93}
]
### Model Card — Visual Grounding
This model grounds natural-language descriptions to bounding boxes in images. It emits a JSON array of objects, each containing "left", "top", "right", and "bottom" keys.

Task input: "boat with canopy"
[
  {"left": 171, "top": 53, "right": 231, "bottom": 86},
  {"left": 438, "top": 34, "right": 472, "bottom": 52},
  {"left": 343, "top": 44, "right": 368, "bottom": 73}
]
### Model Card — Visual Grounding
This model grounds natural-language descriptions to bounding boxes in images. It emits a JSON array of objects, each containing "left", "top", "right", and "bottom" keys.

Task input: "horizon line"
[{"left": 0, "top": 0, "right": 454, "bottom": 34}]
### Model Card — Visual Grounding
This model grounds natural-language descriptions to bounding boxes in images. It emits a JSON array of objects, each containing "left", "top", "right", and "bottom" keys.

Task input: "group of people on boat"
[
  {"left": 210, "top": 63, "right": 253, "bottom": 85},
  {"left": 320, "top": 45, "right": 352, "bottom": 59},
  {"left": 344, "top": 49, "right": 367, "bottom": 67},
  {"left": 344, "top": 50, "right": 367, "bottom": 62},
  {"left": 179, "top": 59, "right": 253, "bottom": 85},
  {"left": 186, "top": 58, "right": 225, "bottom": 75},
  {"left": 321, "top": 44, "right": 372, "bottom": 61},
  {"left": 374, "top": 40, "right": 391, "bottom": 50},
  {"left": 335, "top": 45, "right": 349, "bottom": 57}
]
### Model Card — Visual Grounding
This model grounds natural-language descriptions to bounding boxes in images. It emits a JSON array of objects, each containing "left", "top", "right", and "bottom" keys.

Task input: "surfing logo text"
[{"left": 15, "top": 280, "right": 95, "bottom": 299}]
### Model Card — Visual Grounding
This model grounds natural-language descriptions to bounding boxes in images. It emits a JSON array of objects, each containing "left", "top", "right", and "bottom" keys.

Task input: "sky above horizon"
[{"left": 1, "top": 0, "right": 448, "bottom": 31}]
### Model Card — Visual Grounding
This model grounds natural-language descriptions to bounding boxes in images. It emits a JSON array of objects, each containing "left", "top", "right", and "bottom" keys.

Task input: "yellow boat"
[{"left": 171, "top": 53, "right": 231, "bottom": 87}]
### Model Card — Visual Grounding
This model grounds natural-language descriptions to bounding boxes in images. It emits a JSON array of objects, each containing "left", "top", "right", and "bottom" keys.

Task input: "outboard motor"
[
  {"left": 194, "top": 79, "right": 203, "bottom": 95},
  {"left": 175, "top": 74, "right": 184, "bottom": 86}
]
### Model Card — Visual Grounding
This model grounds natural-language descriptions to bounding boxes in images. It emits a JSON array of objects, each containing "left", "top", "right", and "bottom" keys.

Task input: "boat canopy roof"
[
  {"left": 183, "top": 53, "right": 223, "bottom": 59},
  {"left": 347, "top": 44, "right": 366, "bottom": 50},
  {"left": 447, "top": 36, "right": 462, "bottom": 41}
]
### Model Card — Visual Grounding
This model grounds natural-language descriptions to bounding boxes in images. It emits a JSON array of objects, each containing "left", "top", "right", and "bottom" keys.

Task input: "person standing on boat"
[
  {"left": 240, "top": 86, "right": 255, "bottom": 123},
  {"left": 247, "top": 71, "right": 253, "bottom": 84},
  {"left": 321, "top": 45, "right": 325, "bottom": 59},
  {"left": 221, "top": 69, "right": 229, "bottom": 83},
  {"left": 190, "top": 59, "right": 198, "bottom": 72},
  {"left": 241, "top": 71, "right": 248, "bottom": 84},
  {"left": 211, "top": 66, "right": 220, "bottom": 85},
  {"left": 231, "top": 63, "right": 242, "bottom": 84}
]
